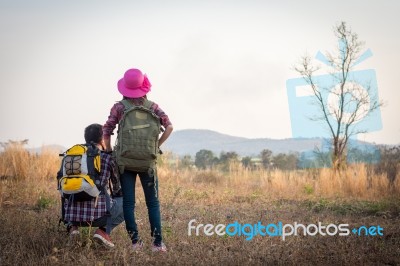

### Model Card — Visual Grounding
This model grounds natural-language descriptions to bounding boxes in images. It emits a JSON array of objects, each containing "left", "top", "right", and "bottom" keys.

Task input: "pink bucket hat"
[{"left": 117, "top": 68, "right": 152, "bottom": 98}]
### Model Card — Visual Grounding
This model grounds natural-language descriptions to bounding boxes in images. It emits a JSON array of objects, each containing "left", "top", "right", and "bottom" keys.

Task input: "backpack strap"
[
  {"left": 103, "top": 186, "right": 112, "bottom": 234},
  {"left": 143, "top": 98, "right": 154, "bottom": 109},
  {"left": 120, "top": 99, "right": 133, "bottom": 110},
  {"left": 85, "top": 143, "right": 101, "bottom": 188},
  {"left": 120, "top": 98, "right": 154, "bottom": 110}
]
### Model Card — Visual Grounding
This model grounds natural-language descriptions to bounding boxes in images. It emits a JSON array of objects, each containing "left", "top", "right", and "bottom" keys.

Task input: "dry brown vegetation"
[{"left": 0, "top": 142, "right": 399, "bottom": 265}]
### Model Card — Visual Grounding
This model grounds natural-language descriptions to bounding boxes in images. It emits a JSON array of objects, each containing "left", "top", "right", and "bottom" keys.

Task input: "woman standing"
[{"left": 103, "top": 68, "right": 173, "bottom": 252}]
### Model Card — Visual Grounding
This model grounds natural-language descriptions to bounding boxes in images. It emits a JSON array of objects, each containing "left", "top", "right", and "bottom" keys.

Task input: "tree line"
[
  {"left": 174, "top": 146, "right": 400, "bottom": 175},
  {"left": 192, "top": 149, "right": 298, "bottom": 171}
]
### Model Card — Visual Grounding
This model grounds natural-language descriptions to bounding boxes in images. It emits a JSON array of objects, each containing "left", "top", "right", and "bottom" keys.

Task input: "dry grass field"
[{"left": 0, "top": 142, "right": 399, "bottom": 265}]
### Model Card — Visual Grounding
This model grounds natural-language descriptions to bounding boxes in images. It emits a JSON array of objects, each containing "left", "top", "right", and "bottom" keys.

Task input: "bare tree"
[{"left": 294, "top": 22, "right": 383, "bottom": 170}]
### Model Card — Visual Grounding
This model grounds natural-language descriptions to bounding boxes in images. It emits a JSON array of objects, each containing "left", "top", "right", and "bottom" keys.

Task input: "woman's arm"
[{"left": 159, "top": 124, "right": 173, "bottom": 147}]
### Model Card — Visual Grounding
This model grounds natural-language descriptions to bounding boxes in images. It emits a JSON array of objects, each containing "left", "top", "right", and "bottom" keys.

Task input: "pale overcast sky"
[{"left": 1, "top": 0, "right": 399, "bottom": 148}]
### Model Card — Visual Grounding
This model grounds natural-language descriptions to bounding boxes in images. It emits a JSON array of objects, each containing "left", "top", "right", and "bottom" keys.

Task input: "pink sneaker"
[
  {"left": 93, "top": 228, "right": 115, "bottom": 248},
  {"left": 151, "top": 242, "right": 167, "bottom": 252},
  {"left": 132, "top": 239, "right": 144, "bottom": 251}
]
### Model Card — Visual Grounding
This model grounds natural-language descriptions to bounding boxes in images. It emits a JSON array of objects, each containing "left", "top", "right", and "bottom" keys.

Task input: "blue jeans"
[
  {"left": 105, "top": 196, "right": 124, "bottom": 233},
  {"left": 121, "top": 169, "right": 162, "bottom": 245}
]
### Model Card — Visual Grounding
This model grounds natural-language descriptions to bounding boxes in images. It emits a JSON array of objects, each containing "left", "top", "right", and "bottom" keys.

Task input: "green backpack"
[{"left": 114, "top": 99, "right": 161, "bottom": 173}]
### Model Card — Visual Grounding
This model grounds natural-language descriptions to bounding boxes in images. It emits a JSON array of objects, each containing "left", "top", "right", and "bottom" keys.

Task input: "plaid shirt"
[
  {"left": 103, "top": 98, "right": 172, "bottom": 140},
  {"left": 64, "top": 152, "right": 120, "bottom": 222}
]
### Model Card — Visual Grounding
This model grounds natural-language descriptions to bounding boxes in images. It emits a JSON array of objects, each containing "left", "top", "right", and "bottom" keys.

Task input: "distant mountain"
[{"left": 162, "top": 129, "right": 327, "bottom": 157}]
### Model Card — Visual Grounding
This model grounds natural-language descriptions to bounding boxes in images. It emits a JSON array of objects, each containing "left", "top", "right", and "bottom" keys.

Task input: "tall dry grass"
[
  {"left": 1, "top": 146, "right": 400, "bottom": 265},
  {"left": 159, "top": 161, "right": 400, "bottom": 202},
  {"left": 0, "top": 143, "right": 398, "bottom": 203},
  {"left": 0, "top": 143, "right": 61, "bottom": 207},
  {"left": 0, "top": 142, "right": 60, "bottom": 181}
]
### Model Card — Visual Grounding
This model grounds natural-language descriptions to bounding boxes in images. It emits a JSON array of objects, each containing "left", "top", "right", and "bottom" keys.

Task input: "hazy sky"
[{"left": 1, "top": 0, "right": 399, "bottom": 148}]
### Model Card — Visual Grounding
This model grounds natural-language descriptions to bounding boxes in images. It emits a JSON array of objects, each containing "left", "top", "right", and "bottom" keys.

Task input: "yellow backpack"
[{"left": 58, "top": 144, "right": 101, "bottom": 201}]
